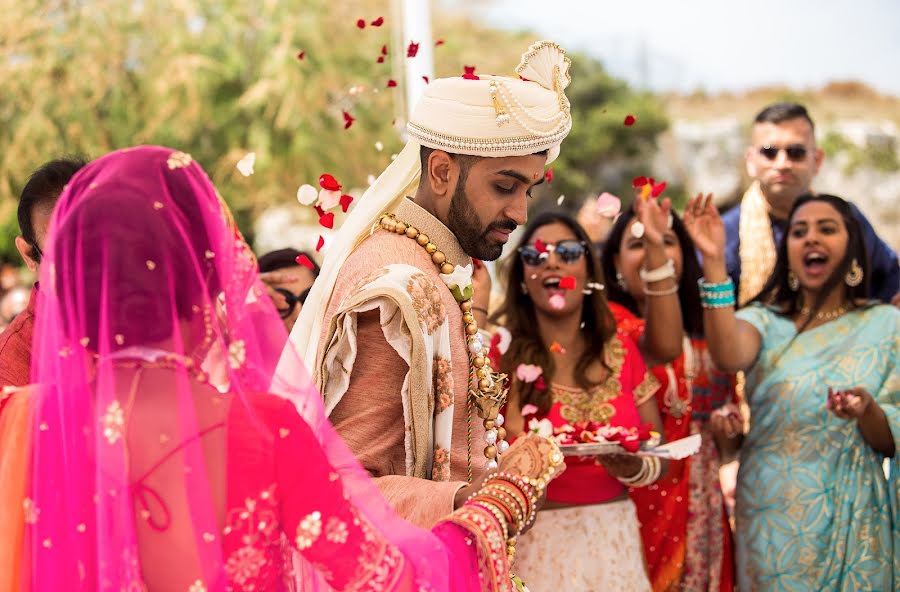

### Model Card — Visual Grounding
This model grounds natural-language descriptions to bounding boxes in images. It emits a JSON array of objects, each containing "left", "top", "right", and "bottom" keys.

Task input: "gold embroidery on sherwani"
[
  {"left": 554, "top": 337, "right": 626, "bottom": 424},
  {"left": 406, "top": 272, "right": 446, "bottom": 334},
  {"left": 433, "top": 357, "right": 453, "bottom": 412}
]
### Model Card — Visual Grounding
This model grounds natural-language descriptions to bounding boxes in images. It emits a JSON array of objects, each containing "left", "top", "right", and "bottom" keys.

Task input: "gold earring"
[
  {"left": 788, "top": 270, "right": 799, "bottom": 291},
  {"left": 845, "top": 258, "right": 863, "bottom": 287}
]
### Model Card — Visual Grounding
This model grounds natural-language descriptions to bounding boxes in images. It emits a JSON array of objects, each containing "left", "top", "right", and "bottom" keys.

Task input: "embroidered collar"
[{"left": 396, "top": 198, "right": 472, "bottom": 268}]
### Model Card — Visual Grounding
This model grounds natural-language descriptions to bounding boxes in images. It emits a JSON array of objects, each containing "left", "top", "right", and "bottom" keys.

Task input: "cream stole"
[{"left": 737, "top": 182, "right": 777, "bottom": 305}]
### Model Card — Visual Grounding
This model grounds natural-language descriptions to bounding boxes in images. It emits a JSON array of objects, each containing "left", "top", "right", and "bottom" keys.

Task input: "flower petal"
[
  {"left": 558, "top": 276, "right": 576, "bottom": 290},
  {"left": 435, "top": 39, "right": 445, "bottom": 47},
  {"left": 318, "top": 174, "right": 341, "bottom": 191},
  {"left": 422, "top": 75, "right": 430, "bottom": 83},
  {"left": 356, "top": 19, "right": 366, "bottom": 29},
  {"left": 596, "top": 192, "right": 622, "bottom": 217},
  {"left": 549, "top": 294, "right": 566, "bottom": 310},
  {"left": 407, "top": 41, "right": 420, "bottom": 58},
  {"left": 545, "top": 168, "right": 553, "bottom": 183},
  {"left": 462, "top": 65, "right": 479, "bottom": 80},
  {"left": 295, "top": 254, "right": 315, "bottom": 269},
  {"left": 520, "top": 403, "right": 539, "bottom": 416},
  {"left": 381, "top": 45, "right": 388, "bottom": 56},
  {"left": 549, "top": 341, "right": 566, "bottom": 354},
  {"left": 316, "top": 236, "right": 325, "bottom": 252},
  {"left": 370, "top": 16, "right": 384, "bottom": 27},
  {"left": 342, "top": 111, "right": 355, "bottom": 129},
  {"left": 651, "top": 181, "right": 667, "bottom": 198},
  {"left": 376, "top": 56, "right": 385, "bottom": 64},
  {"left": 534, "top": 239, "right": 548, "bottom": 254},
  {"left": 624, "top": 114, "right": 636, "bottom": 126},
  {"left": 516, "top": 363, "right": 543, "bottom": 383},
  {"left": 339, "top": 194, "right": 354, "bottom": 213},
  {"left": 318, "top": 212, "right": 335, "bottom": 229},
  {"left": 387, "top": 79, "right": 397, "bottom": 88},
  {"left": 317, "top": 189, "right": 342, "bottom": 211},
  {"left": 632, "top": 176, "right": 648, "bottom": 188},
  {"left": 297, "top": 184, "right": 318, "bottom": 206},
  {"left": 296, "top": 51, "right": 305, "bottom": 60},
  {"left": 236, "top": 152, "right": 255, "bottom": 177}
]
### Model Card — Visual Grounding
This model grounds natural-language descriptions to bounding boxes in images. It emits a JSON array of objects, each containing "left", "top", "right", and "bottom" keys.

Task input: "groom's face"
[{"left": 447, "top": 153, "right": 547, "bottom": 261}]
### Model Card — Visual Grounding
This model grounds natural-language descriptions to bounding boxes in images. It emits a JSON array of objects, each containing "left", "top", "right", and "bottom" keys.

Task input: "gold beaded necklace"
[
  {"left": 378, "top": 213, "right": 509, "bottom": 482},
  {"left": 799, "top": 304, "right": 847, "bottom": 321}
]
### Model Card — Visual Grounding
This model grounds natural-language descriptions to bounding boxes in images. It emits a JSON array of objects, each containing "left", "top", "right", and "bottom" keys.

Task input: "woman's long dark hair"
[
  {"left": 752, "top": 193, "right": 871, "bottom": 325},
  {"left": 491, "top": 211, "right": 617, "bottom": 413},
  {"left": 599, "top": 207, "right": 704, "bottom": 337}
]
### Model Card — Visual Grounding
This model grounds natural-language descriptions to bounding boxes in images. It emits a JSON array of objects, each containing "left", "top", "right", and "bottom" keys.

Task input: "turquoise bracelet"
[
  {"left": 701, "top": 292, "right": 736, "bottom": 309},
  {"left": 697, "top": 277, "right": 735, "bottom": 293}
]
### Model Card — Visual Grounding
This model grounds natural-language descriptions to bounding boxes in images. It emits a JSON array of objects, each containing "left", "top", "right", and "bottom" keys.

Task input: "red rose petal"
[
  {"left": 462, "top": 65, "right": 479, "bottom": 80},
  {"left": 435, "top": 39, "right": 445, "bottom": 47},
  {"left": 313, "top": 205, "right": 325, "bottom": 218},
  {"left": 316, "top": 236, "right": 325, "bottom": 252},
  {"left": 651, "top": 181, "right": 667, "bottom": 198},
  {"left": 376, "top": 56, "right": 385, "bottom": 64},
  {"left": 632, "top": 176, "right": 648, "bottom": 188},
  {"left": 295, "top": 254, "right": 315, "bottom": 269},
  {"left": 296, "top": 51, "right": 305, "bottom": 60},
  {"left": 339, "top": 194, "right": 354, "bottom": 213},
  {"left": 318, "top": 174, "right": 341, "bottom": 191},
  {"left": 387, "top": 79, "right": 397, "bottom": 88},
  {"left": 342, "top": 110, "right": 355, "bottom": 129},
  {"left": 370, "top": 16, "right": 384, "bottom": 27},
  {"left": 422, "top": 75, "right": 430, "bottom": 83},
  {"left": 381, "top": 45, "right": 388, "bottom": 56},
  {"left": 620, "top": 439, "right": 641, "bottom": 453},
  {"left": 534, "top": 376, "right": 547, "bottom": 391},
  {"left": 624, "top": 114, "right": 636, "bottom": 126},
  {"left": 318, "top": 212, "right": 335, "bottom": 229},
  {"left": 406, "top": 41, "right": 419, "bottom": 58},
  {"left": 558, "top": 276, "right": 577, "bottom": 290},
  {"left": 534, "top": 239, "right": 548, "bottom": 254},
  {"left": 545, "top": 168, "right": 554, "bottom": 183},
  {"left": 356, "top": 19, "right": 366, "bottom": 29}
]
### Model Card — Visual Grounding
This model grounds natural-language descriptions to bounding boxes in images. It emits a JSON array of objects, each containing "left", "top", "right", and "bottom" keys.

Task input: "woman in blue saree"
[{"left": 683, "top": 192, "right": 898, "bottom": 591}]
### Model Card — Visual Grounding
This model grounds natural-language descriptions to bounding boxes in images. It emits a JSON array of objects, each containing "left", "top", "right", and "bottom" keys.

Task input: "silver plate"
[{"left": 559, "top": 442, "right": 624, "bottom": 457}]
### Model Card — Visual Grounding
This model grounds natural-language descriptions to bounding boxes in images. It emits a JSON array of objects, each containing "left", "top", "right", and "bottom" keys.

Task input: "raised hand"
[
  {"left": 710, "top": 403, "right": 743, "bottom": 440},
  {"left": 683, "top": 193, "right": 726, "bottom": 262},
  {"left": 633, "top": 190, "right": 672, "bottom": 248},
  {"left": 827, "top": 387, "right": 873, "bottom": 420}
]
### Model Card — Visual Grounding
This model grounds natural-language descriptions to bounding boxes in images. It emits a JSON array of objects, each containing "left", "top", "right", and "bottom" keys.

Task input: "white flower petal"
[
  {"left": 236, "top": 152, "right": 256, "bottom": 176},
  {"left": 297, "top": 184, "right": 318, "bottom": 206}
]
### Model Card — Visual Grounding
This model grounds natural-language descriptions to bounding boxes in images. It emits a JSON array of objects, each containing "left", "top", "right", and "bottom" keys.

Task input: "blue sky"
[{"left": 445, "top": 0, "right": 900, "bottom": 96}]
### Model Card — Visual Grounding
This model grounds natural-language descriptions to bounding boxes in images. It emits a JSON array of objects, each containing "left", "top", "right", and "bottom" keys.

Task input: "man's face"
[
  {"left": 446, "top": 154, "right": 547, "bottom": 261},
  {"left": 746, "top": 118, "right": 823, "bottom": 206}
]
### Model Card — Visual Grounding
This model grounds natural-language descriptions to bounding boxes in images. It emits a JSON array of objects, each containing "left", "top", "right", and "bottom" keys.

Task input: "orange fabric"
[
  {"left": 323, "top": 230, "right": 484, "bottom": 529},
  {"left": 0, "top": 391, "right": 31, "bottom": 592}
]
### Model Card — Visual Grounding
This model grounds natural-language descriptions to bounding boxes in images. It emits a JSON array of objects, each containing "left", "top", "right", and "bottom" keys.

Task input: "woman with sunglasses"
[
  {"left": 600, "top": 199, "right": 737, "bottom": 592},
  {"left": 490, "top": 200, "right": 676, "bottom": 591},
  {"left": 685, "top": 192, "right": 898, "bottom": 591}
]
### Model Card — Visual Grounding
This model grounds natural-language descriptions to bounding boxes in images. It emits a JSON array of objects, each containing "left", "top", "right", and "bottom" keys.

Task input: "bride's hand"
[
  {"left": 498, "top": 433, "right": 566, "bottom": 486},
  {"left": 683, "top": 193, "right": 726, "bottom": 262}
]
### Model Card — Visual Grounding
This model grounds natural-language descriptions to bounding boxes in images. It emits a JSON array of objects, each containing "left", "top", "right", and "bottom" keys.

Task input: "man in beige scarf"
[
  {"left": 280, "top": 41, "right": 573, "bottom": 528},
  {"left": 722, "top": 102, "right": 899, "bottom": 305}
]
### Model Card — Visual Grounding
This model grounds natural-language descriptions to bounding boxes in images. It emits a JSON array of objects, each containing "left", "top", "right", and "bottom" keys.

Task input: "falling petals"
[
  {"left": 494, "top": 327, "right": 512, "bottom": 354},
  {"left": 596, "top": 192, "right": 622, "bottom": 217},
  {"left": 549, "top": 341, "right": 567, "bottom": 354},
  {"left": 339, "top": 194, "right": 354, "bottom": 212},
  {"left": 370, "top": 16, "right": 384, "bottom": 26},
  {"left": 387, "top": 79, "right": 397, "bottom": 88},
  {"left": 295, "top": 254, "right": 315, "bottom": 270},
  {"left": 557, "top": 195, "right": 566, "bottom": 206},
  {"left": 435, "top": 39, "right": 445, "bottom": 46},
  {"left": 297, "top": 184, "right": 318, "bottom": 206},
  {"left": 534, "top": 239, "right": 548, "bottom": 254},
  {"left": 377, "top": 56, "right": 385, "bottom": 64},
  {"left": 422, "top": 75, "right": 430, "bottom": 83},
  {"left": 319, "top": 174, "right": 341, "bottom": 191},
  {"left": 374, "top": 141, "right": 384, "bottom": 152},
  {"left": 296, "top": 51, "right": 305, "bottom": 60},
  {"left": 545, "top": 168, "right": 554, "bottom": 183},
  {"left": 632, "top": 176, "right": 649, "bottom": 188},
  {"left": 342, "top": 111, "right": 355, "bottom": 129},
  {"left": 558, "top": 276, "right": 577, "bottom": 290},
  {"left": 549, "top": 293, "right": 566, "bottom": 310},
  {"left": 407, "top": 41, "right": 419, "bottom": 58},
  {"left": 624, "top": 114, "right": 636, "bottom": 126},
  {"left": 516, "top": 364, "right": 543, "bottom": 383},
  {"left": 381, "top": 45, "right": 388, "bottom": 56},
  {"left": 356, "top": 19, "right": 366, "bottom": 29},
  {"left": 462, "top": 65, "right": 479, "bottom": 80},
  {"left": 651, "top": 181, "right": 667, "bottom": 198},
  {"left": 317, "top": 189, "right": 342, "bottom": 211},
  {"left": 318, "top": 212, "right": 335, "bottom": 229},
  {"left": 520, "top": 403, "right": 539, "bottom": 416},
  {"left": 534, "top": 376, "right": 547, "bottom": 391},
  {"left": 236, "top": 152, "right": 256, "bottom": 176},
  {"left": 316, "top": 236, "right": 325, "bottom": 252}
]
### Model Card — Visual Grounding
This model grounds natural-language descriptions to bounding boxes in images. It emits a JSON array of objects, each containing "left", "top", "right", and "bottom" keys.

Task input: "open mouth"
[
  {"left": 802, "top": 251, "right": 828, "bottom": 275},
  {"left": 542, "top": 276, "right": 565, "bottom": 294}
]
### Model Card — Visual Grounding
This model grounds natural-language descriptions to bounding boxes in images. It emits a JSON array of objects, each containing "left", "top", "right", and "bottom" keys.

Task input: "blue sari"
[{"left": 735, "top": 303, "right": 899, "bottom": 591}]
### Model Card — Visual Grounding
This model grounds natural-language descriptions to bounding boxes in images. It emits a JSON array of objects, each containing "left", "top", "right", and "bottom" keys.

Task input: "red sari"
[{"left": 610, "top": 302, "right": 736, "bottom": 592}]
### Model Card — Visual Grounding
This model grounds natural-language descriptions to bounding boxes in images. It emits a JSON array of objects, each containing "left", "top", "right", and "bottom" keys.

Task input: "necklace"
[
  {"left": 378, "top": 213, "right": 509, "bottom": 480},
  {"left": 105, "top": 347, "right": 210, "bottom": 384},
  {"left": 799, "top": 305, "right": 847, "bottom": 322}
]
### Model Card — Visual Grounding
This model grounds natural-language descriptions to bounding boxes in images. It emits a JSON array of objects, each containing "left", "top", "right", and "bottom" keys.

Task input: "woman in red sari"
[
  {"left": 600, "top": 203, "right": 737, "bottom": 591},
  {"left": 491, "top": 205, "right": 678, "bottom": 591},
  {"left": 11, "top": 146, "right": 564, "bottom": 591}
]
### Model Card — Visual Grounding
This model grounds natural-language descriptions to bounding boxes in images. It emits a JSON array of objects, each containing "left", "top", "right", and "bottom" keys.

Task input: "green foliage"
[
  {"left": 821, "top": 131, "right": 900, "bottom": 175},
  {"left": 533, "top": 53, "right": 669, "bottom": 211}
]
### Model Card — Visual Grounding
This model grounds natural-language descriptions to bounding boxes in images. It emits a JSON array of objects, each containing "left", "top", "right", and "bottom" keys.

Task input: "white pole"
[{"left": 399, "top": 0, "right": 435, "bottom": 124}]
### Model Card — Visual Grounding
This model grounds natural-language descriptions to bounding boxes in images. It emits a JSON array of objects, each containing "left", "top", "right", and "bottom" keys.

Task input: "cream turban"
[{"left": 282, "top": 40, "right": 574, "bottom": 372}]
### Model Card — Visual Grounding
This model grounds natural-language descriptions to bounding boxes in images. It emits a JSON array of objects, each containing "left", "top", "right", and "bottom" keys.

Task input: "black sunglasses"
[
  {"left": 518, "top": 240, "right": 587, "bottom": 267},
  {"left": 274, "top": 287, "right": 310, "bottom": 319},
  {"left": 758, "top": 144, "right": 808, "bottom": 162}
]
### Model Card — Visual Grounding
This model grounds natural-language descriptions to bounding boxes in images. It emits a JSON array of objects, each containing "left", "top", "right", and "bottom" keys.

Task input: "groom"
[{"left": 287, "top": 41, "right": 573, "bottom": 528}]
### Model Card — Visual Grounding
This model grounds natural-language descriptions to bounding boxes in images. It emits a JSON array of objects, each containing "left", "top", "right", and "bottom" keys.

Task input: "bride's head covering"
[
  {"left": 287, "top": 40, "right": 574, "bottom": 370},
  {"left": 25, "top": 146, "right": 464, "bottom": 590}
]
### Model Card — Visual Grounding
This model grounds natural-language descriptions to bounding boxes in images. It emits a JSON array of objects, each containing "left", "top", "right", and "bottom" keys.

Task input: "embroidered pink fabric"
[{"left": 24, "top": 146, "right": 498, "bottom": 591}]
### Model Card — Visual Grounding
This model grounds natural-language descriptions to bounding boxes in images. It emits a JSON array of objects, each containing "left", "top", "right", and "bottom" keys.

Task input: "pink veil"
[{"left": 24, "top": 146, "right": 478, "bottom": 590}]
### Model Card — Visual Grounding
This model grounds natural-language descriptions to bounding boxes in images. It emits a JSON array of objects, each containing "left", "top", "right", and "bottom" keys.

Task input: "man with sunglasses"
[
  {"left": 722, "top": 102, "right": 898, "bottom": 305},
  {"left": 0, "top": 157, "right": 86, "bottom": 400}
]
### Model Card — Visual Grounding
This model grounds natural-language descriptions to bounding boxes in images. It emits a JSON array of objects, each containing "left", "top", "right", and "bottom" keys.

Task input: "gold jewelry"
[
  {"left": 787, "top": 270, "right": 799, "bottom": 291},
  {"left": 799, "top": 305, "right": 847, "bottom": 322},
  {"left": 845, "top": 258, "right": 864, "bottom": 287},
  {"left": 378, "top": 213, "right": 509, "bottom": 479}
]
